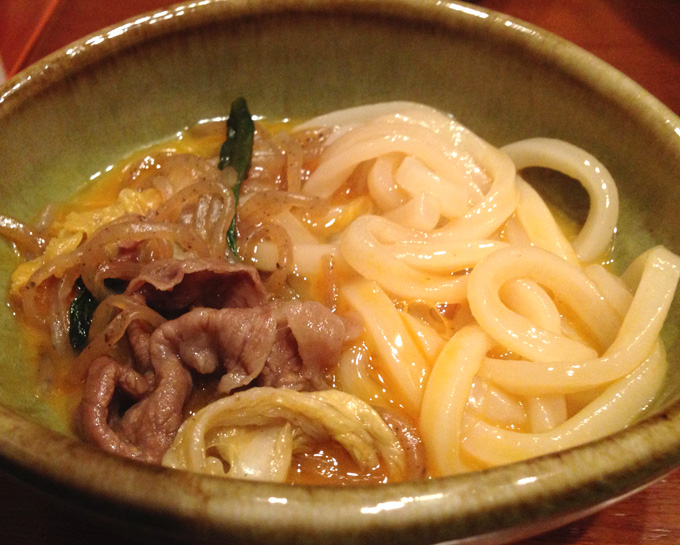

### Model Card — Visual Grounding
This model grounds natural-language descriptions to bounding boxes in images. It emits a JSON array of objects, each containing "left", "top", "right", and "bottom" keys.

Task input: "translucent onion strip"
[
  {"left": 0, "top": 214, "right": 45, "bottom": 255},
  {"left": 67, "top": 295, "right": 166, "bottom": 383}
]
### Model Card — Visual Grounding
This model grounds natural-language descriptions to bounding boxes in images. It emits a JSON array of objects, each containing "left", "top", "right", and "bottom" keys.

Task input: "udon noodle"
[{"left": 3, "top": 101, "right": 678, "bottom": 484}]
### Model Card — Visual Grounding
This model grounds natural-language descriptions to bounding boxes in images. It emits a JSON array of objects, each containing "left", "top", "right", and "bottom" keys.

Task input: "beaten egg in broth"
[
  {"left": 12, "top": 119, "right": 424, "bottom": 484},
  {"left": 7, "top": 114, "right": 654, "bottom": 484}
]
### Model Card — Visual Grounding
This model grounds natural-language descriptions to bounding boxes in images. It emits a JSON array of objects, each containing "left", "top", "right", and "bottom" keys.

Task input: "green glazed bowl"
[{"left": 1, "top": 1, "right": 680, "bottom": 544}]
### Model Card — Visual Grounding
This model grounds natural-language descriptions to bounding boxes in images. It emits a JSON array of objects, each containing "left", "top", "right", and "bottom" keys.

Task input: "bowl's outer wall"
[{"left": 1, "top": 2, "right": 680, "bottom": 544}]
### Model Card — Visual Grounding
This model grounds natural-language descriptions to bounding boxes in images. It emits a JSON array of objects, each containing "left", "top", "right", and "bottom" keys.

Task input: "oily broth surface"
[
  {"left": 4, "top": 115, "right": 673, "bottom": 482},
  {"left": 8, "top": 122, "right": 224, "bottom": 427},
  {"left": 7, "top": 119, "right": 410, "bottom": 484}
]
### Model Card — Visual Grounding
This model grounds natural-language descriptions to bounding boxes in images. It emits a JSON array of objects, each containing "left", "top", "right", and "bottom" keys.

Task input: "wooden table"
[{"left": 0, "top": 1, "right": 679, "bottom": 544}]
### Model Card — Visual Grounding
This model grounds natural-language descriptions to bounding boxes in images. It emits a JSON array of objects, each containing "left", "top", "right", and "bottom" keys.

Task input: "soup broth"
[{"left": 4, "top": 102, "right": 678, "bottom": 484}]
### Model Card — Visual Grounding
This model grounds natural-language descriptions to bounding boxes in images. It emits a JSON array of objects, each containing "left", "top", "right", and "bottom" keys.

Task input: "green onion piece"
[
  {"left": 218, "top": 97, "right": 255, "bottom": 257},
  {"left": 68, "top": 278, "right": 98, "bottom": 351}
]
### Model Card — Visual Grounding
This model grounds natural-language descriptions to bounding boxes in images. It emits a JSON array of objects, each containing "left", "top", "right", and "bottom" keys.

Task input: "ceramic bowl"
[{"left": 1, "top": 1, "right": 680, "bottom": 544}]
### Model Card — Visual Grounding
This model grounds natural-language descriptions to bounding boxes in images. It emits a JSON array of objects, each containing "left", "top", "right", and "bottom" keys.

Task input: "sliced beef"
[
  {"left": 77, "top": 258, "right": 347, "bottom": 465},
  {"left": 76, "top": 308, "right": 275, "bottom": 464},
  {"left": 76, "top": 355, "right": 155, "bottom": 462},
  {"left": 114, "top": 342, "right": 193, "bottom": 463},
  {"left": 152, "top": 301, "right": 345, "bottom": 393},
  {"left": 257, "top": 325, "right": 309, "bottom": 391},
  {"left": 126, "top": 318, "right": 154, "bottom": 375},
  {"left": 126, "top": 257, "right": 268, "bottom": 313},
  {"left": 259, "top": 301, "right": 346, "bottom": 391},
  {"left": 77, "top": 345, "right": 192, "bottom": 464},
  {"left": 153, "top": 306, "right": 277, "bottom": 394}
]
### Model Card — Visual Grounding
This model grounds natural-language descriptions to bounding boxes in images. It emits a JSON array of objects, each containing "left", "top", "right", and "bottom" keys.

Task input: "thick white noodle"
[
  {"left": 341, "top": 280, "right": 430, "bottom": 414},
  {"left": 399, "top": 311, "right": 446, "bottom": 362},
  {"left": 526, "top": 395, "right": 568, "bottom": 433},
  {"left": 298, "top": 102, "right": 519, "bottom": 303},
  {"left": 584, "top": 264, "right": 633, "bottom": 317},
  {"left": 396, "top": 156, "right": 473, "bottom": 217},
  {"left": 340, "top": 215, "right": 470, "bottom": 303},
  {"left": 294, "top": 101, "right": 434, "bottom": 141},
  {"left": 301, "top": 104, "right": 489, "bottom": 199},
  {"left": 335, "top": 344, "right": 390, "bottom": 407},
  {"left": 499, "top": 278, "right": 562, "bottom": 335},
  {"left": 514, "top": 178, "right": 579, "bottom": 264},
  {"left": 502, "top": 138, "right": 619, "bottom": 262},
  {"left": 420, "top": 325, "right": 492, "bottom": 476},
  {"left": 464, "top": 238, "right": 665, "bottom": 465},
  {"left": 462, "top": 340, "right": 666, "bottom": 465},
  {"left": 283, "top": 102, "right": 677, "bottom": 475},
  {"left": 467, "top": 378, "right": 528, "bottom": 429},
  {"left": 367, "top": 154, "right": 405, "bottom": 211},
  {"left": 478, "top": 246, "right": 680, "bottom": 395},
  {"left": 384, "top": 191, "right": 442, "bottom": 231},
  {"left": 468, "top": 246, "right": 620, "bottom": 362}
]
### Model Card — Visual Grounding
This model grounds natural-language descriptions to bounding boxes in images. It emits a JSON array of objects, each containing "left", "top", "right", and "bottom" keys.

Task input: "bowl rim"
[{"left": 1, "top": 0, "right": 680, "bottom": 543}]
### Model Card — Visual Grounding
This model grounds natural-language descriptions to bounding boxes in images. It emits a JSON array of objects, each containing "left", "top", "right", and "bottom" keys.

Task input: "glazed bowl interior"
[{"left": 1, "top": 1, "right": 680, "bottom": 544}]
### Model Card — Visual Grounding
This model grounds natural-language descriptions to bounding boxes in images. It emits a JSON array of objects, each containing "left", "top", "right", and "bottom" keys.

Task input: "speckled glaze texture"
[{"left": 1, "top": 1, "right": 680, "bottom": 544}]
